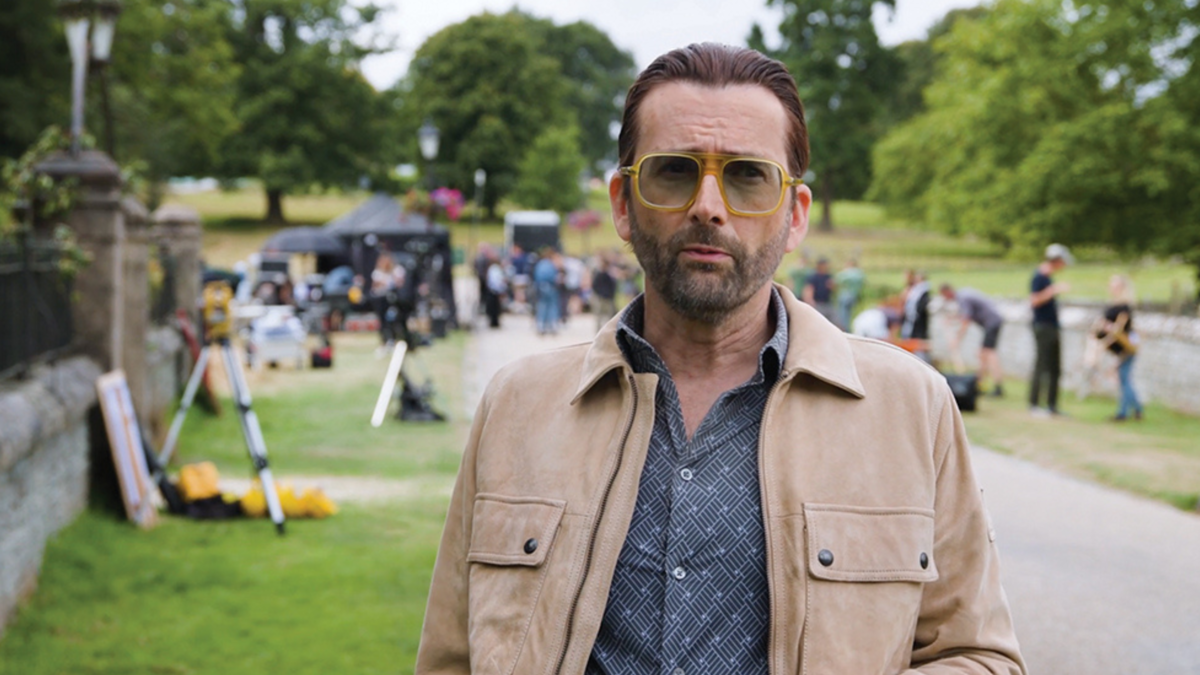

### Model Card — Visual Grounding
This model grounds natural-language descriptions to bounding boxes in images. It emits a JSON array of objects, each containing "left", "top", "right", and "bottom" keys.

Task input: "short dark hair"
[{"left": 618, "top": 43, "right": 809, "bottom": 177}]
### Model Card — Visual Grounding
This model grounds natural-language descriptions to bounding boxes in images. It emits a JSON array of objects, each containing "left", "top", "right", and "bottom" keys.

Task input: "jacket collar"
[{"left": 571, "top": 282, "right": 865, "bottom": 403}]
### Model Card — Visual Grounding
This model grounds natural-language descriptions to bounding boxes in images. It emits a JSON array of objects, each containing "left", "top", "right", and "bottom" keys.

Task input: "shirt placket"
[{"left": 660, "top": 379, "right": 749, "bottom": 675}]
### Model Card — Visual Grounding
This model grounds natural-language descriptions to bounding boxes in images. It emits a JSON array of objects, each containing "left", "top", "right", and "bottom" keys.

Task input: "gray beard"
[{"left": 628, "top": 209, "right": 790, "bottom": 324}]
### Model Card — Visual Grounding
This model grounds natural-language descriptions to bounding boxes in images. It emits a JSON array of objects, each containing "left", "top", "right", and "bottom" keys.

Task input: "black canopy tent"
[
  {"left": 259, "top": 226, "right": 350, "bottom": 274},
  {"left": 323, "top": 193, "right": 458, "bottom": 329}
]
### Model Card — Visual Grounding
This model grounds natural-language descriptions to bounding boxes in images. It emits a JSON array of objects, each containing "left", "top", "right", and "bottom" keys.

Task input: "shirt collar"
[
  {"left": 614, "top": 288, "right": 788, "bottom": 385},
  {"left": 573, "top": 283, "right": 865, "bottom": 403}
]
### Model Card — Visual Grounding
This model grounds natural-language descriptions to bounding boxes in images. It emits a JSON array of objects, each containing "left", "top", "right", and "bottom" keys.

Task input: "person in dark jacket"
[{"left": 1029, "top": 243, "right": 1073, "bottom": 417}]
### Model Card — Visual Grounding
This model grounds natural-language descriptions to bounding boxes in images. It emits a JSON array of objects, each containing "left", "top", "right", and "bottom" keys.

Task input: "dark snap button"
[
  {"left": 920, "top": 552, "right": 929, "bottom": 569},
  {"left": 523, "top": 538, "right": 538, "bottom": 554},
  {"left": 817, "top": 549, "right": 834, "bottom": 567}
]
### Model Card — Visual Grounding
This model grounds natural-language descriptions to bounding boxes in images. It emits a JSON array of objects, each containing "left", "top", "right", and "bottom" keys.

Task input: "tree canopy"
[
  {"left": 512, "top": 124, "right": 586, "bottom": 214},
  {"left": 398, "top": 11, "right": 633, "bottom": 216},
  {"left": 0, "top": 0, "right": 71, "bottom": 161},
  {"left": 870, "top": 0, "right": 1200, "bottom": 291},
  {"left": 217, "top": 0, "right": 394, "bottom": 222},
  {"left": 525, "top": 18, "right": 637, "bottom": 174},
  {"left": 109, "top": 0, "right": 240, "bottom": 191},
  {"left": 753, "top": 0, "right": 899, "bottom": 231}
]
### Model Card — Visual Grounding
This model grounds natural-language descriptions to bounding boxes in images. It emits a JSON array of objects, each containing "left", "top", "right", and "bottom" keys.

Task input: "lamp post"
[
  {"left": 471, "top": 168, "right": 486, "bottom": 261},
  {"left": 417, "top": 118, "right": 440, "bottom": 193},
  {"left": 58, "top": 0, "right": 122, "bottom": 158}
]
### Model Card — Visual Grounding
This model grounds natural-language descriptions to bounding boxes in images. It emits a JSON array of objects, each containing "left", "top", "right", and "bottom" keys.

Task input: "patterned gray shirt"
[{"left": 587, "top": 289, "right": 789, "bottom": 675}]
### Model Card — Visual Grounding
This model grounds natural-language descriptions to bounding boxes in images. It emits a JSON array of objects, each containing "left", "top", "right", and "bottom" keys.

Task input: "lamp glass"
[
  {"left": 474, "top": 169, "right": 486, "bottom": 188},
  {"left": 64, "top": 17, "right": 90, "bottom": 66},
  {"left": 417, "top": 121, "right": 439, "bottom": 161},
  {"left": 91, "top": 15, "right": 117, "bottom": 61}
]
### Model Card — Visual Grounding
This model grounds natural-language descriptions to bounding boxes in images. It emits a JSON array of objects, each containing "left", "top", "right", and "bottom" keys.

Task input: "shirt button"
[
  {"left": 672, "top": 566, "right": 687, "bottom": 580},
  {"left": 673, "top": 669, "right": 685, "bottom": 675},
  {"left": 679, "top": 468, "right": 693, "bottom": 481}
]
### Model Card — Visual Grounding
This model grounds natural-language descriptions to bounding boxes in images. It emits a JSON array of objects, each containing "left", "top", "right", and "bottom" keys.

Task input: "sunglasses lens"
[
  {"left": 722, "top": 159, "right": 783, "bottom": 214},
  {"left": 638, "top": 154, "right": 701, "bottom": 209}
]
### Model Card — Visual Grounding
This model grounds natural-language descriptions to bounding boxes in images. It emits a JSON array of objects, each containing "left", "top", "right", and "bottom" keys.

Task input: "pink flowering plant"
[{"left": 431, "top": 187, "right": 465, "bottom": 221}]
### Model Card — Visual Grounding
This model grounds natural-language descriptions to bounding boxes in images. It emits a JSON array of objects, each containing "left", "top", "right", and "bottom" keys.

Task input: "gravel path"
[{"left": 219, "top": 474, "right": 454, "bottom": 504}]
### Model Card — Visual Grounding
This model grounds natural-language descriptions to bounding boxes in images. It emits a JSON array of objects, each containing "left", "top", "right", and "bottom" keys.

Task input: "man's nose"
[{"left": 690, "top": 173, "right": 728, "bottom": 225}]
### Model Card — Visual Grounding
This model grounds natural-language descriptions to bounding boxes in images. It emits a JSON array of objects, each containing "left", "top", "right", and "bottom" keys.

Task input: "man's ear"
[
  {"left": 785, "top": 184, "right": 812, "bottom": 253},
  {"left": 610, "top": 173, "right": 632, "bottom": 242}
]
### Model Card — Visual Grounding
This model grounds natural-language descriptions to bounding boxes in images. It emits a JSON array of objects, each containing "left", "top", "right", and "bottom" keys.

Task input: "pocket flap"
[
  {"left": 468, "top": 494, "right": 566, "bottom": 567},
  {"left": 804, "top": 504, "right": 938, "bottom": 583}
]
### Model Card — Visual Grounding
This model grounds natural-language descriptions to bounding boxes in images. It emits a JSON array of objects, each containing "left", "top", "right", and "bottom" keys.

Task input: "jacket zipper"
[
  {"left": 759, "top": 369, "right": 794, "bottom": 675},
  {"left": 553, "top": 372, "right": 640, "bottom": 675}
]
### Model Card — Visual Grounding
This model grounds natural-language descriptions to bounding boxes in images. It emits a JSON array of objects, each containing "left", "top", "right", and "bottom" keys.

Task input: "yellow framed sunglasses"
[{"left": 619, "top": 152, "right": 803, "bottom": 217}]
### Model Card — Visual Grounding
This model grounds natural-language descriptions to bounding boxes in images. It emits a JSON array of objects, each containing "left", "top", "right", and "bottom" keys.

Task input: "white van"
[{"left": 503, "top": 210, "right": 561, "bottom": 254}]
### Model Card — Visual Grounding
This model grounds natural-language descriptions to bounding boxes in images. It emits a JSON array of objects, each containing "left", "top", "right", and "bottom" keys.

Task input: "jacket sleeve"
[
  {"left": 905, "top": 388, "right": 1028, "bottom": 674},
  {"left": 413, "top": 392, "right": 489, "bottom": 674}
]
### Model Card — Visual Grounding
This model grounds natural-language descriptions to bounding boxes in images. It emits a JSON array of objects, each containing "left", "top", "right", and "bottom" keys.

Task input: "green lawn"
[
  {"left": 175, "top": 332, "right": 468, "bottom": 480},
  {"left": 963, "top": 377, "right": 1200, "bottom": 511},
  {"left": 0, "top": 505, "right": 443, "bottom": 675},
  {"left": 0, "top": 332, "right": 467, "bottom": 675}
]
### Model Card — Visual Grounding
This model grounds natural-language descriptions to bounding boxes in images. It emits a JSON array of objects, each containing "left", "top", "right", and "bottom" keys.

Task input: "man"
[
  {"left": 941, "top": 283, "right": 1006, "bottom": 397},
  {"left": 801, "top": 256, "right": 838, "bottom": 327},
  {"left": 1029, "top": 243, "right": 1073, "bottom": 416},
  {"left": 902, "top": 270, "right": 932, "bottom": 342},
  {"left": 416, "top": 43, "right": 1024, "bottom": 675},
  {"left": 590, "top": 250, "right": 620, "bottom": 333}
]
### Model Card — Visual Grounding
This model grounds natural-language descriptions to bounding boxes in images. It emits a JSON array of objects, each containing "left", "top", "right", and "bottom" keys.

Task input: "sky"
[{"left": 359, "top": 0, "right": 984, "bottom": 90}]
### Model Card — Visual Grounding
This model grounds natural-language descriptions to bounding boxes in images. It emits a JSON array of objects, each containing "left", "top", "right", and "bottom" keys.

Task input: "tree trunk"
[
  {"left": 265, "top": 188, "right": 287, "bottom": 224},
  {"left": 818, "top": 173, "right": 834, "bottom": 233}
]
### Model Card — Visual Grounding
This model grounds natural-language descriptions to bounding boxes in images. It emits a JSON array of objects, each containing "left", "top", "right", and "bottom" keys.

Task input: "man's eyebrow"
[{"left": 672, "top": 147, "right": 771, "bottom": 158}]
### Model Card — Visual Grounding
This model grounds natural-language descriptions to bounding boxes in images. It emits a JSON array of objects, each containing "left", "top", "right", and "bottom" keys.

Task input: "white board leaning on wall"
[{"left": 96, "top": 371, "right": 159, "bottom": 529}]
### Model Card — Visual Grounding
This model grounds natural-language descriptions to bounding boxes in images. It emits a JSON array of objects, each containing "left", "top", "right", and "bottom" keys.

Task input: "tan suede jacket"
[{"left": 416, "top": 286, "right": 1026, "bottom": 675}]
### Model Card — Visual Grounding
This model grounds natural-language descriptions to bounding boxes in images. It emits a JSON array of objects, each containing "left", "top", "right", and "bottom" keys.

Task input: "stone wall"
[
  {"left": 927, "top": 300, "right": 1200, "bottom": 413},
  {"left": 0, "top": 357, "right": 101, "bottom": 636},
  {"left": 144, "top": 326, "right": 185, "bottom": 444}
]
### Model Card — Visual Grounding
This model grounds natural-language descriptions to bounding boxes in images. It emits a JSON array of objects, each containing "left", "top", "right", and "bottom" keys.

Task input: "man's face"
[{"left": 610, "top": 82, "right": 811, "bottom": 324}]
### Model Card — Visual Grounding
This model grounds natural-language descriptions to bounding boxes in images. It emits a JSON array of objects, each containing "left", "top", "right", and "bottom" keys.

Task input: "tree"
[
  {"left": 525, "top": 18, "right": 636, "bottom": 174},
  {"left": 219, "top": 0, "right": 393, "bottom": 223},
  {"left": 107, "top": 0, "right": 240, "bottom": 204},
  {"left": 512, "top": 125, "right": 586, "bottom": 214},
  {"left": 752, "top": 0, "right": 899, "bottom": 231},
  {"left": 869, "top": 0, "right": 1200, "bottom": 297},
  {"left": 401, "top": 11, "right": 570, "bottom": 217},
  {"left": 881, "top": 6, "right": 990, "bottom": 127},
  {"left": 0, "top": 0, "right": 72, "bottom": 160}
]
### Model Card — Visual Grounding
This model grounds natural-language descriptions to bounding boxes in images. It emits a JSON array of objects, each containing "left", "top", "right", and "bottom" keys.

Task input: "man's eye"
[
  {"left": 657, "top": 158, "right": 695, "bottom": 177},
  {"left": 726, "top": 161, "right": 770, "bottom": 182}
]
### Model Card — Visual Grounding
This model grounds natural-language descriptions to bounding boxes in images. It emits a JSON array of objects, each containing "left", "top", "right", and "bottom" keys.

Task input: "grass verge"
[{"left": 963, "top": 378, "right": 1200, "bottom": 511}]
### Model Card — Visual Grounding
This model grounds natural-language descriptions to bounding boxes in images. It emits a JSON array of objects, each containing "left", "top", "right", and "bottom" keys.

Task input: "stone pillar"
[
  {"left": 34, "top": 150, "right": 124, "bottom": 373},
  {"left": 121, "top": 197, "right": 150, "bottom": 428},
  {"left": 152, "top": 204, "right": 202, "bottom": 330}
]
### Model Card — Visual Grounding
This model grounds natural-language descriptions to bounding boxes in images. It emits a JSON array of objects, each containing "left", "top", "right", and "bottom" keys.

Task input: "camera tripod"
[{"left": 161, "top": 282, "right": 285, "bottom": 534}]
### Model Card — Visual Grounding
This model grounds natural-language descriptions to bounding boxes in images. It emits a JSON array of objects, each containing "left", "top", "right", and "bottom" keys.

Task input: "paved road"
[
  {"left": 455, "top": 280, "right": 1200, "bottom": 673},
  {"left": 974, "top": 450, "right": 1200, "bottom": 674}
]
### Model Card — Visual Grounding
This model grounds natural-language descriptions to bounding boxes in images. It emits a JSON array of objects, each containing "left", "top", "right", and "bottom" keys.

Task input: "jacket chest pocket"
[
  {"left": 466, "top": 494, "right": 566, "bottom": 675},
  {"left": 801, "top": 504, "right": 938, "bottom": 675}
]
